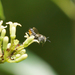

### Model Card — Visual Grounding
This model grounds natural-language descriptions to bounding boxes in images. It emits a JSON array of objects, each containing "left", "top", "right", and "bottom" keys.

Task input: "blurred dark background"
[{"left": 0, "top": 0, "right": 75, "bottom": 75}]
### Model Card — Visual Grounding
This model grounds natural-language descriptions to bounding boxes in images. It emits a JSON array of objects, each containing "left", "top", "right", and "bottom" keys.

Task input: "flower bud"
[
  {"left": 19, "top": 49, "right": 26, "bottom": 55},
  {"left": 15, "top": 54, "right": 28, "bottom": 63},
  {"left": 0, "top": 29, "right": 6, "bottom": 41},
  {"left": 10, "top": 27, "right": 16, "bottom": 39},
  {"left": 23, "top": 35, "right": 34, "bottom": 47},
  {"left": 7, "top": 43, "right": 11, "bottom": 48},
  {"left": 0, "top": 20, "right": 3, "bottom": 32},
  {"left": 14, "top": 39, "right": 19, "bottom": 46},
  {"left": 7, "top": 54, "right": 28, "bottom": 63},
  {"left": 16, "top": 54, "right": 21, "bottom": 58},
  {"left": 3, "top": 36, "right": 9, "bottom": 51}
]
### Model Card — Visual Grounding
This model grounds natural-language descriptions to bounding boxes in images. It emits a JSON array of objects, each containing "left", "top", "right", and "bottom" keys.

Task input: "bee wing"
[{"left": 33, "top": 27, "right": 39, "bottom": 34}]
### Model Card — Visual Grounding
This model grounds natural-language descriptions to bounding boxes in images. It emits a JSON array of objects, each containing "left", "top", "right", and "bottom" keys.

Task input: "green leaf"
[
  {"left": 0, "top": 49, "right": 58, "bottom": 75},
  {"left": 52, "top": 0, "right": 75, "bottom": 20},
  {"left": 0, "top": 0, "right": 5, "bottom": 20}
]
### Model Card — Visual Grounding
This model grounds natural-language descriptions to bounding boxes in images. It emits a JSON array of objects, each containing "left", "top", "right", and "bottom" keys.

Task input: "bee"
[{"left": 28, "top": 27, "right": 51, "bottom": 44}]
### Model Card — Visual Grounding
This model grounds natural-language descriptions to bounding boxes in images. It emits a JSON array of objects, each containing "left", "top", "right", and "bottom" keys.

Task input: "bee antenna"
[
  {"left": 46, "top": 37, "right": 49, "bottom": 39},
  {"left": 46, "top": 37, "right": 51, "bottom": 43}
]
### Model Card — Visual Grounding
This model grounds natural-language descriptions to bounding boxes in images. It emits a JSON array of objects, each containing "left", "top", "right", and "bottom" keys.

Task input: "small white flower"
[
  {"left": 13, "top": 22, "right": 22, "bottom": 27},
  {"left": 1, "top": 25, "right": 7, "bottom": 29},
  {"left": 24, "top": 33, "right": 29, "bottom": 38},
  {"left": 0, "top": 20, "right": 3, "bottom": 25},
  {"left": 6, "top": 21, "right": 22, "bottom": 38},
  {"left": 24, "top": 32, "right": 39, "bottom": 44},
  {"left": 0, "top": 20, "right": 7, "bottom": 32},
  {"left": 6, "top": 21, "right": 22, "bottom": 27}
]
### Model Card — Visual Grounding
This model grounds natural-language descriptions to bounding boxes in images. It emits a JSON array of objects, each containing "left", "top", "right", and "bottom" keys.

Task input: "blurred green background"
[{"left": 0, "top": 0, "right": 75, "bottom": 75}]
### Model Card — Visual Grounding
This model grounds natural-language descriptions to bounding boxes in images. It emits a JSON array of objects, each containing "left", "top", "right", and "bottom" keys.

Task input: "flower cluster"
[{"left": 0, "top": 20, "right": 39, "bottom": 63}]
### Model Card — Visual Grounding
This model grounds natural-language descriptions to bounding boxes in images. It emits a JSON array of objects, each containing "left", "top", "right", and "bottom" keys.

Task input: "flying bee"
[{"left": 28, "top": 27, "right": 51, "bottom": 44}]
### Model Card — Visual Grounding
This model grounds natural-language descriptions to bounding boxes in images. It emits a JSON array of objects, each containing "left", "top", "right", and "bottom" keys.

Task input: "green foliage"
[
  {"left": 52, "top": 0, "right": 75, "bottom": 20},
  {"left": 0, "top": 0, "right": 5, "bottom": 20}
]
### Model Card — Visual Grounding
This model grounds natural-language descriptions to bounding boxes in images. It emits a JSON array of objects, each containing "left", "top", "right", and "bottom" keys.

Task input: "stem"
[
  {"left": 14, "top": 45, "right": 24, "bottom": 55},
  {"left": 0, "top": 42, "right": 2, "bottom": 57},
  {"left": 8, "top": 39, "right": 14, "bottom": 56}
]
